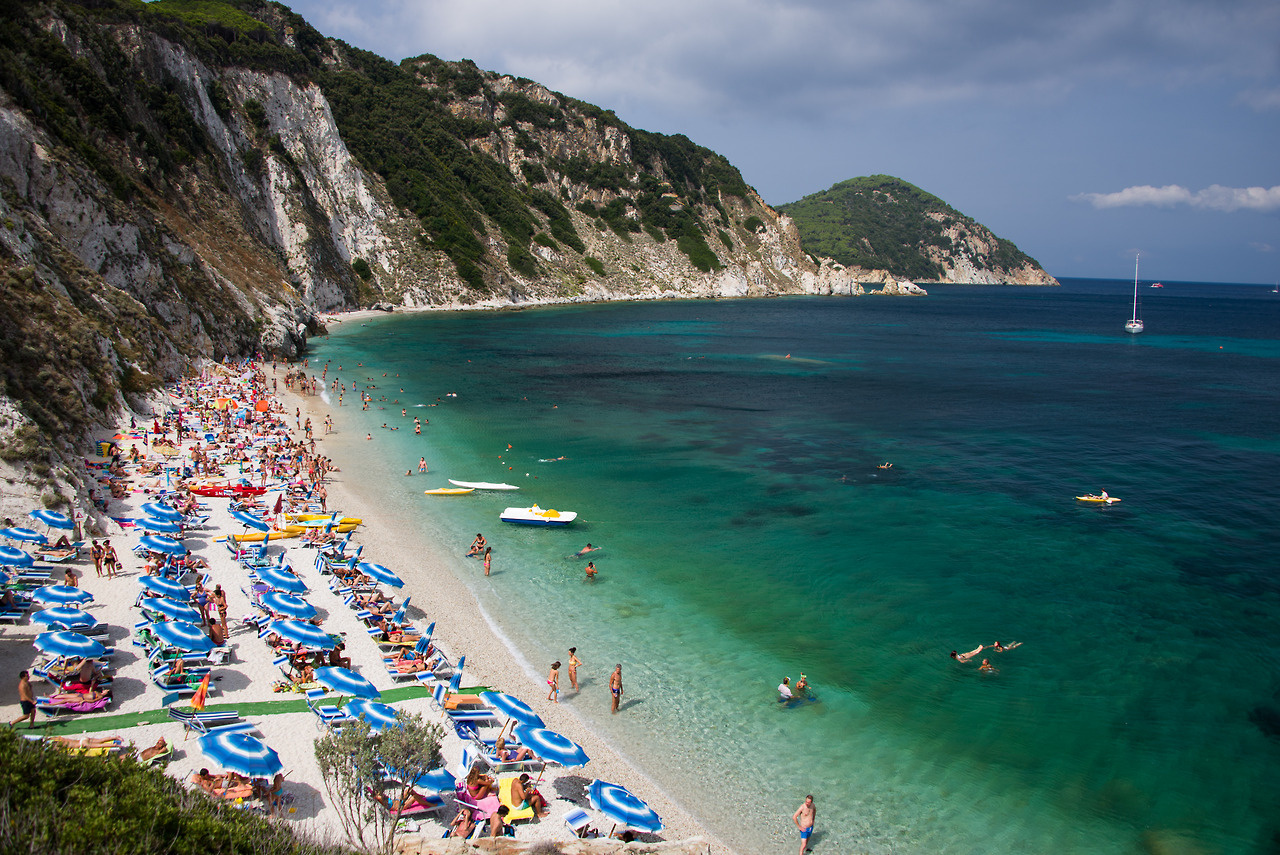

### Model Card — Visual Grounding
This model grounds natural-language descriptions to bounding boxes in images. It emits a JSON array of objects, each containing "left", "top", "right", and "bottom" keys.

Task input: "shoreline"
[{"left": 277, "top": 370, "right": 735, "bottom": 853}]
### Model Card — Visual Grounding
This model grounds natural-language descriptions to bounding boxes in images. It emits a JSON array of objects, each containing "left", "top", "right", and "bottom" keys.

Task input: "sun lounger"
[
  {"left": 36, "top": 694, "right": 110, "bottom": 715},
  {"left": 0, "top": 608, "right": 29, "bottom": 624},
  {"left": 564, "top": 807, "right": 593, "bottom": 837},
  {"left": 306, "top": 688, "right": 351, "bottom": 729},
  {"left": 168, "top": 708, "right": 251, "bottom": 737},
  {"left": 150, "top": 664, "right": 211, "bottom": 696}
]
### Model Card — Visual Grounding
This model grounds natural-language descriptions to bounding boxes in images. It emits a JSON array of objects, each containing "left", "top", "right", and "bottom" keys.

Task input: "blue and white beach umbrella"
[
  {"left": 145, "top": 597, "right": 202, "bottom": 623},
  {"left": 1, "top": 526, "right": 47, "bottom": 545},
  {"left": 230, "top": 510, "right": 270, "bottom": 532},
  {"left": 139, "top": 534, "right": 186, "bottom": 555},
  {"left": 34, "top": 631, "right": 105, "bottom": 659},
  {"left": 268, "top": 619, "right": 335, "bottom": 650},
  {"left": 197, "top": 731, "right": 283, "bottom": 778},
  {"left": 257, "top": 565, "right": 307, "bottom": 593},
  {"left": 260, "top": 591, "right": 317, "bottom": 621},
  {"left": 139, "top": 575, "right": 190, "bottom": 600},
  {"left": 31, "top": 585, "right": 93, "bottom": 607},
  {"left": 150, "top": 619, "right": 213, "bottom": 653},
  {"left": 312, "top": 666, "right": 380, "bottom": 700},
  {"left": 139, "top": 516, "right": 182, "bottom": 534},
  {"left": 357, "top": 562, "right": 404, "bottom": 588},
  {"left": 140, "top": 502, "right": 183, "bottom": 521},
  {"left": 479, "top": 692, "right": 545, "bottom": 728},
  {"left": 29, "top": 509, "right": 74, "bottom": 530},
  {"left": 511, "top": 725, "right": 590, "bottom": 768},
  {"left": 0, "top": 544, "right": 34, "bottom": 567},
  {"left": 343, "top": 698, "right": 402, "bottom": 732},
  {"left": 31, "top": 606, "right": 97, "bottom": 630},
  {"left": 587, "top": 779, "right": 664, "bottom": 833}
]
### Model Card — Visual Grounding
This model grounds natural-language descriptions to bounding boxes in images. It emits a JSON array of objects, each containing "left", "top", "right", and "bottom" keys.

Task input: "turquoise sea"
[{"left": 309, "top": 279, "right": 1280, "bottom": 854}]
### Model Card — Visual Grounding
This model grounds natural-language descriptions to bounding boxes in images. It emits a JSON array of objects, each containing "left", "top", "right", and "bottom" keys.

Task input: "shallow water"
[{"left": 309, "top": 280, "right": 1280, "bottom": 854}]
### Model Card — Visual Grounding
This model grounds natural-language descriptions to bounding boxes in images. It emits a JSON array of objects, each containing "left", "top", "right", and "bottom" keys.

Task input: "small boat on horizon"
[
  {"left": 1076, "top": 494, "right": 1121, "bottom": 505},
  {"left": 1126, "top": 253, "right": 1144, "bottom": 334},
  {"left": 448, "top": 479, "right": 519, "bottom": 491},
  {"left": 1149, "top": 282, "right": 1163, "bottom": 288}
]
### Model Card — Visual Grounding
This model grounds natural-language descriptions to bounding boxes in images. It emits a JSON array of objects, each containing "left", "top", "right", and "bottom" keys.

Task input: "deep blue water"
[{"left": 311, "top": 279, "right": 1280, "bottom": 854}]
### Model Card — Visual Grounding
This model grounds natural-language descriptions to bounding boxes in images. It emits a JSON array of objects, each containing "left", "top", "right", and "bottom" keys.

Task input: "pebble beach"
[{"left": 0, "top": 355, "right": 727, "bottom": 853}]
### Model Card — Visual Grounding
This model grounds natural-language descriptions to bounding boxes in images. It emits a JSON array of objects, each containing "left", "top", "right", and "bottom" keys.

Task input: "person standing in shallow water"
[
  {"left": 546, "top": 661, "right": 560, "bottom": 702},
  {"left": 567, "top": 647, "right": 583, "bottom": 692},
  {"left": 483, "top": 547, "right": 492, "bottom": 577},
  {"left": 609, "top": 664, "right": 623, "bottom": 713},
  {"left": 793, "top": 794, "right": 816, "bottom": 855}
]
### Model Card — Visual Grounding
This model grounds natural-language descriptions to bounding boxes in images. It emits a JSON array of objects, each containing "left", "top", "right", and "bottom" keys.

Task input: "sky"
[{"left": 281, "top": 0, "right": 1280, "bottom": 284}]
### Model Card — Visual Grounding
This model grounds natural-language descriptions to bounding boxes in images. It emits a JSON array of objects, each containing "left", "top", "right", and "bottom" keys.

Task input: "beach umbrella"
[
  {"left": 34, "top": 631, "right": 105, "bottom": 659},
  {"left": 139, "top": 516, "right": 182, "bottom": 534},
  {"left": 479, "top": 692, "right": 545, "bottom": 728},
  {"left": 0, "top": 545, "right": 34, "bottom": 567},
  {"left": 197, "top": 732, "right": 283, "bottom": 778},
  {"left": 150, "top": 619, "right": 213, "bottom": 654},
  {"left": 139, "top": 575, "right": 190, "bottom": 600},
  {"left": 29, "top": 509, "right": 74, "bottom": 530},
  {"left": 1, "top": 527, "right": 47, "bottom": 545},
  {"left": 139, "top": 535, "right": 186, "bottom": 555},
  {"left": 140, "top": 502, "right": 183, "bottom": 521},
  {"left": 511, "top": 725, "right": 589, "bottom": 768},
  {"left": 257, "top": 564, "right": 307, "bottom": 594},
  {"left": 31, "top": 585, "right": 93, "bottom": 607},
  {"left": 343, "top": 698, "right": 402, "bottom": 732},
  {"left": 587, "top": 779, "right": 664, "bottom": 833},
  {"left": 260, "top": 591, "right": 316, "bottom": 620},
  {"left": 312, "top": 666, "right": 380, "bottom": 700},
  {"left": 230, "top": 510, "right": 270, "bottom": 532},
  {"left": 31, "top": 606, "right": 97, "bottom": 630},
  {"left": 268, "top": 619, "right": 335, "bottom": 650},
  {"left": 144, "top": 597, "right": 203, "bottom": 623},
  {"left": 357, "top": 562, "right": 404, "bottom": 589}
]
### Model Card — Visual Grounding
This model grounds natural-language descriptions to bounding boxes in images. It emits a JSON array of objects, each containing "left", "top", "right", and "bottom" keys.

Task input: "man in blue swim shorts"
[{"left": 793, "top": 794, "right": 815, "bottom": 854}]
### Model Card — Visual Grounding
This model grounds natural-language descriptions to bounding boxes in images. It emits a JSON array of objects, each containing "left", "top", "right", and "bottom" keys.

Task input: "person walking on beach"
[
  {"left": 567, "top": 647, "right": 583, "bottom": 692},
  {"left": 483, "top": 547, "right": 492, "bottom": 577},
  {"left": 90, "top": 540, "right": 103, "bottom": 577},
  {"left": 102, "top": 540, "right": 119, "bottom": 579},
  {"left": 793, "top": 794, "right": 816, "bottom": 854},
  {"left": 609, "top": 664, "right": 623, "bottom": 714},
  {"left": 10, "top": 671, "right": 35, "bottom": 728},
  {"left": 213, "top": 585, "right": 228, "bottom": 633},
  {"left": 547, "top": 661, "right": 560, "bottom": 702}
]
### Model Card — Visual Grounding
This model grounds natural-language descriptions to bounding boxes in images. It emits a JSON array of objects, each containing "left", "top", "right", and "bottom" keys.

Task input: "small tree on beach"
[{"left": 314, "top": 711, "right": 444, "bottom": 854}]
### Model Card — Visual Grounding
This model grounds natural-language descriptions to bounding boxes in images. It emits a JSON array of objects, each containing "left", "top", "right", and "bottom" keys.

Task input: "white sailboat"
[{"left": 1125, "top": 253, "right": 1144, "bottom": 334}]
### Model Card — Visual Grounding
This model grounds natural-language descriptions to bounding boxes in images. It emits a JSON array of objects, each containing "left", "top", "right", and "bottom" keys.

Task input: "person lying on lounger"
[
  {"left": 389, "top": 649, "right": 428, "bottom": 674},
  {"left": 48, "top": 688, "right": 109, "bottom": 703},
  {"left": 48, "top": 734, "right": 127, "bottom": 751},
  {"left": 449, "top": 805, "right": 476, "bottom": 838},
  {"left": 137, "top": 737, "right": 169, "bottom": 762},
  {"left": 370, "top": 786, "right": 434, "bottom": 814}
]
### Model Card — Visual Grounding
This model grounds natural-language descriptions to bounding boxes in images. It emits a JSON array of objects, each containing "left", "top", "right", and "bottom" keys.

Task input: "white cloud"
[
  {"left": 1236, "top": 88, "right": 1280, "bottom": 111},
  {"left": 1071, "top": 184, "right": 1280, "bottom": 212}
]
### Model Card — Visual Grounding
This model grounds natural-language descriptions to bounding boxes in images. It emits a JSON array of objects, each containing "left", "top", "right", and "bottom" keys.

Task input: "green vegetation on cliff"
[{"left": 777, "top": 175, "right": 1037, "bottom": 280}]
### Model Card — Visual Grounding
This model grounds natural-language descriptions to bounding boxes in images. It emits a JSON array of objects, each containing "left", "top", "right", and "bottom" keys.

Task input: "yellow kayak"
[
  {"left": 229, "top": 525, "right": 305, "bottom": 543},
  {"left": 424, "top": 488, "right": 475, "bottom": 496},
  {"left": 1075, "top": 495, "right": 1121, "bottom": 504}
]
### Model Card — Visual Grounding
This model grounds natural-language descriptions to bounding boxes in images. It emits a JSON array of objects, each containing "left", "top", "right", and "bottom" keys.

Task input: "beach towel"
[{"left": 37, "top": 695, "right": 110, "bottom": 714}]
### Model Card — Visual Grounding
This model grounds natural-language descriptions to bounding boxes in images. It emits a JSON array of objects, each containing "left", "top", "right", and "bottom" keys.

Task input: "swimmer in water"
[
  {"left": 585, "top": 562, "right": 597, "bottom": 579},
  {"left": 950, "top": 645, "right": 984, "bottom": 662},
  {"left": 991, "top": 641, "right": 1022, "bottom": 652},
  {"left": 979, "top": 658, "right": 996, "bottom": 673},
  {"left": 574, "top": 543, "right": 600, "bottom": 557}
]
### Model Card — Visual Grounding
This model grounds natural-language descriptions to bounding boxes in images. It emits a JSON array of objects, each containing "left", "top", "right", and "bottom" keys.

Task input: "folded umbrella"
[{"left": 230, "top": 510, "right": 270, "bottom": 532}]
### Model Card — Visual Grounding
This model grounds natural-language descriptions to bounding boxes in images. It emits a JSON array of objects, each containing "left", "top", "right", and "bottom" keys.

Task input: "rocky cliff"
[{"left": 0, "top": 0, "right": 932, "bottom": 466}]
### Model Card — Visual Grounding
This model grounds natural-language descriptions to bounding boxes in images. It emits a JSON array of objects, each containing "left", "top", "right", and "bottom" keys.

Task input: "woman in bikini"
[{"left": 547, "top": 661, "right": 560, "bottom": 702}]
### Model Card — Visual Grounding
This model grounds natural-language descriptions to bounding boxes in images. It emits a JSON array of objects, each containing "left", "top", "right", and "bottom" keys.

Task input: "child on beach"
[
  {"left": 547, "top": 661, "right": 560, "bottom": 702},
  {"left": 483, "top": 547, "right": 492, "bottom": 576}
]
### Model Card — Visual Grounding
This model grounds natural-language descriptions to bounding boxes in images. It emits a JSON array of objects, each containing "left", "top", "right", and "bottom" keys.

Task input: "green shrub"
[
  {"left": 533, "top": 232, "right": 557, "bottom": 249},
  {"left": 718, "top": 229, "right": 732, "bottom": 249},
  {"left": 243, "top": 98, "right": 268, "bottom": 135},
  {"left": 520, "top": 161, "right": 547, "bottom": 184},
  {"left": 743, "top": 215, "right": 764, "bottom": 233},
  {"left": 584, "top": 256, "right": 605, "bottom": 276},
  {"left": 351, "top": 258, "right": 373, "bottom": 281},
  {"left": 507, "top": 243, "right": 538, "bottom": 277}
]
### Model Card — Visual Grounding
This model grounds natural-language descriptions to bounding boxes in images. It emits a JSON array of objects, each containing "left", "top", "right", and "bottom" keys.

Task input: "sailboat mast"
[{"left": 1133, "top": 253, "right": 1139, "bottom": 319}]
